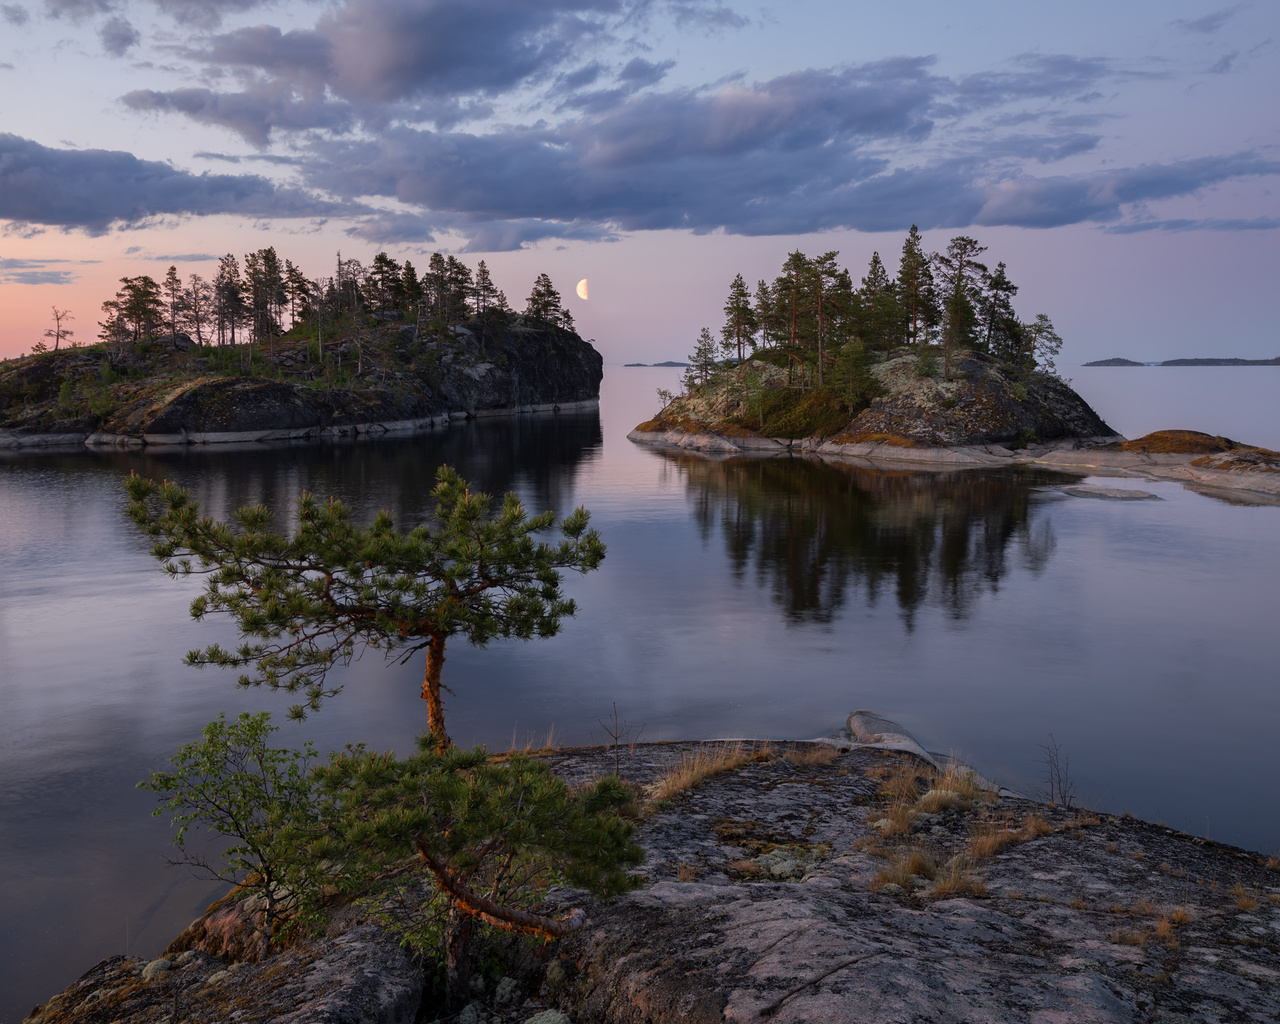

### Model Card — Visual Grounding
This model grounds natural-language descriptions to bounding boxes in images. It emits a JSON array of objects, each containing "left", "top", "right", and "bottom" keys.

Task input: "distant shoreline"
[{"left": 1084, "top": 356, "right": 1280, "bottom": 366}]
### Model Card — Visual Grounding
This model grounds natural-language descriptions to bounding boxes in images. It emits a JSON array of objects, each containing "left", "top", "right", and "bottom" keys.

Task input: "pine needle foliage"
[
  {"left": 314, "top": 737, "right": 641, "bottom": 999},
  {"left": 124, "top": 465, "right": 606, "bottom": 745}
]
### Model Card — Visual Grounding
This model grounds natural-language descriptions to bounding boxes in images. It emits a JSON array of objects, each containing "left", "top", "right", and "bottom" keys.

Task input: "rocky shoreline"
[
  {"left": 625, "top": 427, "right": 1280, "bottom": 500},
  {"left": 26, "top": 722, "right": 1280, "bottom": 1024}
]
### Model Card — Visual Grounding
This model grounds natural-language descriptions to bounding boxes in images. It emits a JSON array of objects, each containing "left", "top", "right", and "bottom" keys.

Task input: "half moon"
[{"left": 575, "top": 278, "right": 589, "bottom": 301}]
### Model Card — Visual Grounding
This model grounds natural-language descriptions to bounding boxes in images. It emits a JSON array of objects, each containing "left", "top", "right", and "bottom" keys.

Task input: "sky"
[{"left": 0, "top": 0, "right": 1277, "bottom": 364}]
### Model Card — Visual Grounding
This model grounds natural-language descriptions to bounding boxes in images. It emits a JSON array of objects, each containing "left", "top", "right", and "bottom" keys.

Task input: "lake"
[{"left": 1, "top": 364, "right": 1278, "bottom": 1021}]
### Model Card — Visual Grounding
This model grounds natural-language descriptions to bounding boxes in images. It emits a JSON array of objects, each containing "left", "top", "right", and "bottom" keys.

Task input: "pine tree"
[
  {"left": 811, "top": 251, "right": 842, "bottom": 385},
  {"left": 124, "top": 465, "right": 605, "bottom": 750},
  {"left": 213, "top": 255, "right": 248, "bottom": 350},
  {"left": 777, "top": 251, "right": 813, "bottom": 385},
  {"left": 683, "top": 327, "right": 722, "bottom": 391},
  {"left": 524, "top": 273, "right": 565, "bottom": 326},
  {"left": 934, "top": 236, "right": 988, "bottom": 379},
  {"left": 856, "top": 252, "right": 906, "bottom": 354},
  {"left": 401, "top": 261, "right": 423, "bottom": 317},
  {"left": 753, "top": 279, "right": 778, "bottom": 350},
  {"left": 721, "top": 273, "right": 756, "bottom": 362},
  {"left": 162, "top": 265, "right": 187, "bottom": 342},
  {"left": 368, "top": 252, "right": 403, "bottom": 314},
  {"left": 1022, "top": 313, "right": 1063, "bottom": 374},
  {"left": 183, "top": 274, "right": 214, "bottom": 349},
  {"left": 472, "top": 260, "right": 496, "bottom": 317},
  {"left": 896, "top": 225, "right": 936, "bottom": 347}
]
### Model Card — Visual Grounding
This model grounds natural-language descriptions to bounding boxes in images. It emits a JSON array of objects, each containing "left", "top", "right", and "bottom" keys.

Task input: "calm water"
[{"left": 2, "top": 367, "right": 1278, "bottom": 1021}]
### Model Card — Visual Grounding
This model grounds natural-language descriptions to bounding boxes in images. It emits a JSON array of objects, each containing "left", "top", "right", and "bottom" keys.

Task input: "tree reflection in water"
[{"left": 669, "top": 454, "right": 1065, "bottom": 628}]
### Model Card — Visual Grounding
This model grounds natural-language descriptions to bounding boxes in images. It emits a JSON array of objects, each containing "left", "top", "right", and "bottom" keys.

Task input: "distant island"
[
  {"left": 624, "top": 360, "right": 690, "bottom": 367},
  {"left": 1084, "top": 356, "right": 1280, "bottom": 366}
]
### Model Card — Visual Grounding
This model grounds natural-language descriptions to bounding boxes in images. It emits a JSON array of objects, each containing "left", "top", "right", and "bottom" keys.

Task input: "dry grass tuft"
[
  {"left": 676, "top": 862, "right": 699, "bottom": 882},
  {"left": 728, "top": 858, "right": 762, "bottom": 877},
  {"left": 1130, "top": 850, "right": 1146, "bottom": 861},
  {"left": 1267, "top": 856, "right": 1280, "bottom": 870},
  {"left": 932, "top": 861, "right": 986, "bottom": 896},
  {"left": 1132, "top": 899, "right": 1157, "bottom": 916},
  {"left": 647, "top": 742, "right": 759, "bottom": 801},
  {"left": 877, "top": 765, "right": 921, "bottom": 803},
  {"left": 969, "top": 824, "right": 1019, "bottom": 860},
  {"left": 783, "top": 744, "right": 840, "bottom": 767},
  {"left": 917, "top": 788, "right": 968, "bottom": 814},
  {"left": 873, "top": 847, "right": 937, "bottom": 890},
  {"left": 1168, "top": 905, "right": 1193, "bottom": 925},
  {"left": 1230, "top": 884, "right": 1258, "bottom": 911},
  {"left": 1110, "top": 928, "right": 1149, "bottom": 948},
  {"left": 1021, "top": 814, "right": 1052, "bottom": 837},
  {"left": 1268, "top": 893, "right": 1280, "bottom": 905},
  {"left": 1067, "top": 898, "right": 1088, "bottom": 911}
]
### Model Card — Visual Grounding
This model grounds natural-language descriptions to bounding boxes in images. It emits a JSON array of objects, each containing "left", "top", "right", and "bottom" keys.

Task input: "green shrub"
[{"left": 758, "top": 387, "right": 851, "bottom": 439}]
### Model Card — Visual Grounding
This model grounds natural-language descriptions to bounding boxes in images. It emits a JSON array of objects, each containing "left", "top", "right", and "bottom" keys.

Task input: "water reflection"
[
  {"left": 670, "top": 454, "right": 1065, "bottom": 627},
  {"left": 1, "top": 409, "right": 602, "bottom": 526}
]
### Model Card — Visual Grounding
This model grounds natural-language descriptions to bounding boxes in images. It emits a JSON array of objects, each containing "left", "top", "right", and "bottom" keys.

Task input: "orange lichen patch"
[
  {"left": 633, "top": 415, "right": 713, "bottom": 435},
  {"left": 826, "top": 430, "right": 924, "bottom": 447},
  {"left": 1115, "top": 430, "right": 1246, "bottom": 454},
  {"left": 1191, "top": 449, "right": 1280, "bottom": 472},
  {"left": 715, "top": 422, "right": 766, "bottom": 439}
]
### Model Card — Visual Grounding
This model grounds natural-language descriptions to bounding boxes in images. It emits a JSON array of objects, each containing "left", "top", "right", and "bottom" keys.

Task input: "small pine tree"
[
  {"left": 683, "top": 327, "right": 722, "bottom": 391},
  {"left": 124, "top": 466, "right": 605, "bottom": 750}
]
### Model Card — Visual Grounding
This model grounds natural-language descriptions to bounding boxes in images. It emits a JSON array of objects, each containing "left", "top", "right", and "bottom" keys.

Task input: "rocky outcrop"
[
  {"left": 23, "top": 929, "right": 421, "bottom": 1024},
  {"left": 25, "top": 738, "right": 1280, "bottom": 1023},
  {"left": 0, "top": 322, "right": 602, "bottom": 448},
  {"left": 630, "top": 351, "right": 1115, "bottom": 454},
  {"left": 629, "top": 355, "right": 1280, "bottom": 499}
]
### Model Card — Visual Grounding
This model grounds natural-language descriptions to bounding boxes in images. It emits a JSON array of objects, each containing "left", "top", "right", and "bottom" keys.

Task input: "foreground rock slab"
[
  {"left": 23, "top": 925, "right": 421, "bottom": 1024},
  {"left": 26, "top": 742, "right": 1280, "bottom": 1023},
  {"left": 541, "top": 743, "right": 1280, "bottom": 1024}
]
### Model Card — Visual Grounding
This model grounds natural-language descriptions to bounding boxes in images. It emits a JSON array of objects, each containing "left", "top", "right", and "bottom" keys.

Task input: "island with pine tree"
[
  {"left": 0, "top": 251, "right": 601, "bottom": 448},
  {"left": 629, "top": 230, "right": 1280, "bottom": 496}
]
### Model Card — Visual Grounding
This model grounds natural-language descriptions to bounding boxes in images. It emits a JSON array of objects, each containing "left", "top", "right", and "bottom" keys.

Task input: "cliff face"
[{"left": 0, "top": 322, "right": 602, "bottom": 447}]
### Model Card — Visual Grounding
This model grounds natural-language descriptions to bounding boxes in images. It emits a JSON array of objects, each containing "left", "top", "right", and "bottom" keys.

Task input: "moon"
[{"left": 575, "top": 278, "right": 589, "bottom": 301}]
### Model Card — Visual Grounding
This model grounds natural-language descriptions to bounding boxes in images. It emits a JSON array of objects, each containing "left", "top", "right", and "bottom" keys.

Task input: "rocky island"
[
  {"left": 626, "top": 236, "right": 1280, "bottom": 500},
  {"left": 629, "top": 351, "right": 1280, "bottom": 500},
  {"left": 25, "top": 723, "right": 1280, "bottom": 1023},
  {"left": 1, "top": 255, "right": 601, "bottom": 449}
]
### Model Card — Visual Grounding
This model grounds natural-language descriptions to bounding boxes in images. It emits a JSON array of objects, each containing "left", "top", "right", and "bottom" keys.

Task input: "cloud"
[
  {"left": 295, "top": 67, "right": 1280, "bottom": 246},
  {"left": 0, "top": 132, "right": 353, "bottom": 234},
  {"left": 1208, "top": 51, "right": 1238, "bottom": 73},
  {"left": 149, "top": 251, "right": 222, "bottom": 260},
  {"left": 100, "top": 15, "right": 140, "bottom": 56},
  {"left": 151, "top": 0, "right": 269, "bottom": 29},
  {"left": 134, "top": 0, "right": 635, "bottom": 141},
  {"left": 0, "top": 256, "right": 98, "bottom": 285},
  {"left": 4, "top": 269, "right": 79, "bottom": 284},
  {"left": 1, "top": 4, "right": 29, "bottom": 25},
  {"left": 617, "top": 57, "right": 674, "bottom": 86},
  {"left": 124, "top": 85, "right": 355, "bottom": 147},
  {"left": 666, "top": 1, "right": 748, "bottom": 29},
  {"left": 1104, "top": 216, "right": 1280, "bottom": 233},
  {"left": 1172, "top": 5, "right": 1246, "bottom": 34},
  {"left": 42, "top": 0, "right": 113, "bottom": 21}
]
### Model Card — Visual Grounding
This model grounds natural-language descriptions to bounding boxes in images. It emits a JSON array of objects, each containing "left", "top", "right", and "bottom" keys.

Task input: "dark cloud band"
[{"left": 0, "top": 133, "right": 349, "bottom": 233}]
